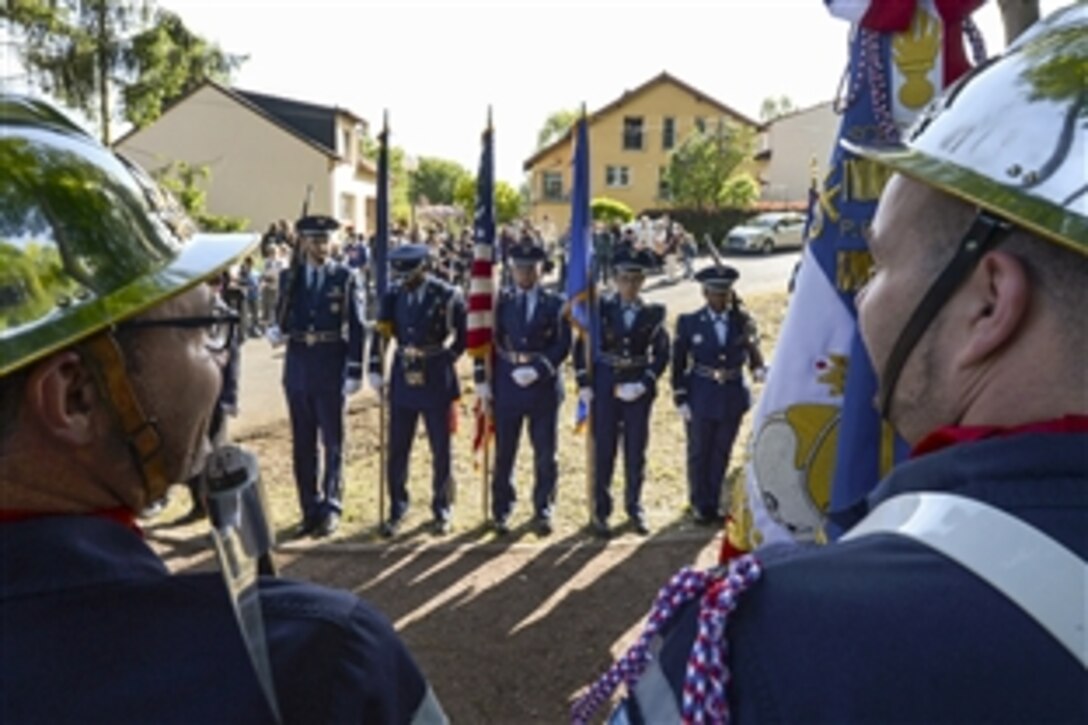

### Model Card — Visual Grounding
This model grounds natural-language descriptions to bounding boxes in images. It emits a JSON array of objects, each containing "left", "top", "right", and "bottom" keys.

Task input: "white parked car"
[{"left": 723, "top": 212, "right": 807, "bottom": 254}]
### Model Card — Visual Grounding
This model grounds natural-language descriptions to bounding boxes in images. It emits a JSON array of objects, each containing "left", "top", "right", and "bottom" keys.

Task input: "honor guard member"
[
  {"left": 369, "top": 244, "right": 466, "bottom": 537},
  {"left": 270, "top": 215, "right": 364, "bottom": 538},
  {"left": 0, "top": 95, "right": 446, "bottom": 723},
  {"left": 574, "top": 248, "right": 669, "bottom": 536},
  {"left": 576, "top": 8, "right": 1088, "bottom": 722},
  {"left": 476, "top": 240, "right": 571, "bottom": 535},
  {"left": 672, "top": 266, "right": 765, "bottom": 524}
]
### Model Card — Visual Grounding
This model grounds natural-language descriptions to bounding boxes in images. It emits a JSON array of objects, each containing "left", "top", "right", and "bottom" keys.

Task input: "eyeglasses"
[{"left": 117, "top": 310, "right": 241, "bottom": 353}]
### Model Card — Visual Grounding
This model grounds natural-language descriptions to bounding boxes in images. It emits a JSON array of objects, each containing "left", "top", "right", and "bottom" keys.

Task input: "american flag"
[
  {"left": 466, "top": 117, "right": 495, "bottom": 358},
  {"left": 468, "top": 115, "right": 496, "bottom": 460}
]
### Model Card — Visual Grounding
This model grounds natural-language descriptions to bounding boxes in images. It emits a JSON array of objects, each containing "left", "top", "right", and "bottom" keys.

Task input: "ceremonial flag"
[
  {"left": 728, "top": 0, "right": 986, "bottom": 556},
  {"left": 467, "top": 113, "right": 496, "bottom": 359},
  {"left": 565, "top": 113, "right": 594, "bottom": 336},
  {"left": 374, "top": 112, "right": 390, "bottom": 298},
  {"left": 469, "top": 112, "right": 497, "bottom": 460},
  {"left": 565, "top": 113, "right": 595, "bottom": 431}
]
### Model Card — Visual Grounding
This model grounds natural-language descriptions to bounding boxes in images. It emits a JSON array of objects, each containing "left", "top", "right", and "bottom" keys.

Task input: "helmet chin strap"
[
  {"left": 879, "top": 211, "right": 1012, "bottom": 419},
  {"left": 79, "top": 333, "right": 170, "bottom": 504}
]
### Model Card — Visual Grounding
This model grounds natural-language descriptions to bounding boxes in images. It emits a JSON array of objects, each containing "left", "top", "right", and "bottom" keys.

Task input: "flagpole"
[
  {"left": 584, "top": 260, "right": 597, "bottom": 527},
  {"left": 482, "top": 105, "right": 494, "bottom": 524},
  {"left": 574, "top": 105, "right": 597, "bottom": 527},
  {"left": 377, "top": 109, "right": 389, "bottom": 529}
]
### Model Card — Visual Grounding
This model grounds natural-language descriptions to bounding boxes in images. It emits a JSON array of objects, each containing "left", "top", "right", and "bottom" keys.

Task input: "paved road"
[{"left": 231, "top": 251, "right": 800, "bottom": 436}]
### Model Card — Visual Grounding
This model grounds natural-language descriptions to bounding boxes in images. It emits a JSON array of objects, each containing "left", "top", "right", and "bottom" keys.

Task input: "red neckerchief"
[
  {"left": 912, "top": 415, "right": 1088, "bottom": 459},
  {"left": 0, "top": 506, "right": 142, "bottom": 537}
]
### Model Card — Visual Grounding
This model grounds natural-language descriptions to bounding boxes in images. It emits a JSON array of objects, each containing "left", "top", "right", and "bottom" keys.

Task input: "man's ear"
[
  {"left": 955, "top": 250, "right": 1031, "bottom": 369},
  {"left": 23, "top": 352, "right": 101, "bottom": 446}
]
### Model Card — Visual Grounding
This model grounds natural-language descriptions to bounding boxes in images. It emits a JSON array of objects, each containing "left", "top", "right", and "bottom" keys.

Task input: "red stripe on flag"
[{"left": 467, "top": 245, "right": 494, "bottom": 358}]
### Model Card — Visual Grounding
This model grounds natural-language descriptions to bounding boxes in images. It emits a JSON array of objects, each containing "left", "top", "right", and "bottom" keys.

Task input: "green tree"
[
  {"left": 122, "top": 10, "right": 244, "bottom": 130},
  {"left": 408, "top": 156, "right": 470, "bottom": 206},
  {"left": 2, "top": 0, "right": 242, "bottom": 144},
  {"left": 153, "top": 161, "right": 248, "bottom": 232},
  {"left": 360, "top": 134, "right": 412, "bottom": 225},
  {"left": 453, "top": 177, "right": 523, "bottom": 225},
  {"left": 759, "top": 95, "right": 796, "bottom": 122},
  {"left": 495, "top": 181, "right": 523, "bottom": 224},
  {"left": 718, "top": 173, "right": 760, "bottom": 209},
  {"left": 666, "top": 121, "right": 756, "bottom": 211},
  {"left": 535, "top": 107, "right": 579, "bottom": 149}
]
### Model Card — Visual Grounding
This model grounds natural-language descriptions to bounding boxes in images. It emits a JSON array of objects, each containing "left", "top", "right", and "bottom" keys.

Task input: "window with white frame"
[
  {"left": 542, "top": 171, "right": 563, "bottom": 201},
  {"left": 605, "top": 166, "right": 630, "bottom": 188}
]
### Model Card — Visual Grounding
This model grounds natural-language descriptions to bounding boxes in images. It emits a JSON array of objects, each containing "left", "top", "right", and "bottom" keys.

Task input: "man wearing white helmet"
[{"left": 573, "top": 6, "right": 1087, "bottom": 723}]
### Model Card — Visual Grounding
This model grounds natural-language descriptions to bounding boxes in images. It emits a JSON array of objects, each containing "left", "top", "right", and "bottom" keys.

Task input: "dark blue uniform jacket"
[
  {"left": 1, "top": 516, "right": 441, "bottom": 724},
  {"left": 619, "top": 431, "right": 1088, "bottom": 723}
]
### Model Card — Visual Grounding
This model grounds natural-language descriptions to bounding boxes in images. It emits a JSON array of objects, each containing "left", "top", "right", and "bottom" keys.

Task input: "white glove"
[
  {"left": 476, "top": 381, "right": 492, "bottom": 403},
  {"left": 220, "top": 402, "right": 239, "bottom": 418},
  {"left": 368, "top": 372, "right": 384, "bottom": 392},
  {"left": 511, "top": 366, "right": 539, "bottom": 387},
  {"left": 752, "top": 367, "right": 768, "bottom": 384},
  {"left": 343, "top": 377, "right": 362, "bottom": 396},
  {"left": 578, "top": 387, "right": 594, "bottom": 405},
  {"left": 677, "top": 403, "right": 692, "bottom": 422},
  {"left": 265, "top": 324, "right": 284, "bottom": 347},
  {"left": 618, "top": 382, "right": 647, "bottom": 402}
]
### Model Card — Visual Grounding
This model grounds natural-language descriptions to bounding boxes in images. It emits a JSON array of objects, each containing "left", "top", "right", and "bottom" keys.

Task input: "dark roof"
[
  {"left": 523, "top": 71, "right": 762, "bottom": 171},
  {"left": 235, "top": 88, "right": 363, "bottom": 157}
]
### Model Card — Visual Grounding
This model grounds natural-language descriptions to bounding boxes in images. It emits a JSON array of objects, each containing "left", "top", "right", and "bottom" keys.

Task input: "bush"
[{"left": 591, "top": 197, "right": 634, "bottom": 224}]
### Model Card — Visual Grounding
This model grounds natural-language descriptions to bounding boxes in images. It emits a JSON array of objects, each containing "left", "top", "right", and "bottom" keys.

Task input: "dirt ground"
[{"left": 148, "top": 288, "right": 789, "bottom": 723}]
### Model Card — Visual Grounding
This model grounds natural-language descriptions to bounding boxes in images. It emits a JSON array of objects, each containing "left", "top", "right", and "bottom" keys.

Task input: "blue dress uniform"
[
  {"left": 483, "top": 243, "right": 571, "bottom": 531},
  {"left": 672, "top": 267, "right": 764, "bottom": 522},
  {"left": 573, "top": 249, "right": 669, "bottom": 533},
  {"left": 370, "top": 245, "right": 466, "bottom": 533},
  {"left": 278, "top": 216, "right": 364, "bottom": 535},
  {"left": 598, "top": 431, "right": 1088, "bottom": 724},
  {"left": 1, "top": 515, "right": 447, "bottom": 723}
]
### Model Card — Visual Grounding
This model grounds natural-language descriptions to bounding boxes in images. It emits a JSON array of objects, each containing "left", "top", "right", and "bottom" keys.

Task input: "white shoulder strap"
[{"left": 843, "top": 492, "right": 1087, "bottom": 668}]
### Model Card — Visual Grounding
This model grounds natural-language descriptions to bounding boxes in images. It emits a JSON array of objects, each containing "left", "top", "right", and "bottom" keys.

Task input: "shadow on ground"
[{"left": 155, "top": 517, "right": 720, "bottom": 723}]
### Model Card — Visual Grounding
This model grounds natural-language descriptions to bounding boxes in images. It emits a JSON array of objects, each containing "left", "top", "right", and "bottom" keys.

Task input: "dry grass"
[{"left": 154, "top": 291, "right": 790, "bottom": 545}]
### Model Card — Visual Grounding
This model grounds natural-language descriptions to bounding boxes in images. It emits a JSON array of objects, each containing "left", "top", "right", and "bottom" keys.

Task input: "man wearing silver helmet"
[
  {"left": 0, "top": 96, "right": 446, "bottom": 723},
  {"left": 573, "top": 6, "right": 1087, "bottom": 723}
]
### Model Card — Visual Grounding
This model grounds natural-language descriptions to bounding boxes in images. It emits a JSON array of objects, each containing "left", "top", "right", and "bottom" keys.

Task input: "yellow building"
[{"left": 523, "top": 71, "right": 761, "bottom": 232}]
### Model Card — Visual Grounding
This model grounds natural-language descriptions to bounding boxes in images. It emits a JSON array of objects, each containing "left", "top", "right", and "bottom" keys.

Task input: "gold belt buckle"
[{"left": 304, "top": 332, "right": 317, "bottom": 347}]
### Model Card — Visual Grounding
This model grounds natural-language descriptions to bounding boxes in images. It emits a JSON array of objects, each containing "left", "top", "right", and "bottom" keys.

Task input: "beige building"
[
  {"left": 523, "top": 72, "right": 761, "bottom": 231},
  {"left": 756, "top": 101, "right": 839, "bottom": 206},
  {"left": 115, "top": 81, "right": 376, "bottom": 234}
]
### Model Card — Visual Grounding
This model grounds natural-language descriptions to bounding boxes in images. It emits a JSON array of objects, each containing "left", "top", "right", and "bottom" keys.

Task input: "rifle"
[{"left": 274, "top": 184, "right": 314, "bottom": 331}]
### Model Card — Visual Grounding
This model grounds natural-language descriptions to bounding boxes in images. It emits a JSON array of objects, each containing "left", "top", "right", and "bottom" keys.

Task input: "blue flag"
[
  {"left": 374, "top": 117, "right": 390, "bottom": 297},
  {"left": 565, "top": 115, "right": 594, "bottom": 337},
  {"left": 566, "top": 115, "right": 596, "bottom": 432}
]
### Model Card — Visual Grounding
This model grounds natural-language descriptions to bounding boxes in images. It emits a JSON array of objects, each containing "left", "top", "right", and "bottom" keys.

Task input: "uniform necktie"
[
  {"left": 714, "top": 314, "right": 727, "bottom": 346},
  {"left": 623, "top": 304, "right": 637, "bottom": 330}
]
